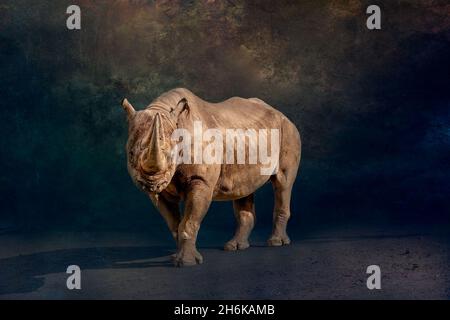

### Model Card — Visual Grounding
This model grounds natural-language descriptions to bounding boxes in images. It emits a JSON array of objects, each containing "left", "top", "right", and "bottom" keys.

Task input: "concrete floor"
[{"left": 0, "top": 225, "right": 449, "bottom": 299}]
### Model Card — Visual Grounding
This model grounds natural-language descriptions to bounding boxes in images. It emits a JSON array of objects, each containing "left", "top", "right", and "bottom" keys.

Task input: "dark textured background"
[{"left": 1, "top": 0, "right": 449, "bottom": 234}]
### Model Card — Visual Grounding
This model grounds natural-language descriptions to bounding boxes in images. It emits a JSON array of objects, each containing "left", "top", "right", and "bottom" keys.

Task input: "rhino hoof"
[
  {"left": 267, "top": 235, "right": 291, "bottom": 247},
  {"left": 224, "top": 239, "right": 250, "bottom": 251},
  {"left": 173, "top": 248, "right": 203, "bottom": 267}
]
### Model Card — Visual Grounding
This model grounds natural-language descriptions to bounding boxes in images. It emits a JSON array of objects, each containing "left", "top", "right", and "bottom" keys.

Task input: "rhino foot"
[
  {"left": 267, "top": 235, "right": 291, "bottom": 247},
  {"left": 224, "top": 239, "right": 250, "bottom": 251},
  {"left": 173, "top": 247, "right": 203, "bottom": 267}
]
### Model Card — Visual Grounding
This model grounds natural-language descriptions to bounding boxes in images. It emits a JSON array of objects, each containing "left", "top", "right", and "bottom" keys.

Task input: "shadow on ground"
[{"left": 0, "top": 246, "right": 173, "bottom": 295}]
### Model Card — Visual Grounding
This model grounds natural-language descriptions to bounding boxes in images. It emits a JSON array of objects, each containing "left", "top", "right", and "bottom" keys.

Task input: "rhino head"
[{"left": 121, "top": 98, "right": 188, "bottom": 194}]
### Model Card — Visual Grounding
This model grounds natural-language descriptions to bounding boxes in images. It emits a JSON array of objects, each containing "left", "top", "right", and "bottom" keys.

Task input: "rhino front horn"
[
  {"left": 122, "top": 98, "right": 136, "bottom": 118},
  {"left": 141, "top": 113, "right": 168, "bottom": 173}
]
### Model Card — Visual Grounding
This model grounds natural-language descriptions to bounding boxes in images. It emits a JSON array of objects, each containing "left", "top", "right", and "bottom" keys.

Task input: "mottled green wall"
[{"left": 1, "top": 1, "right": 449, "bottom": 231}]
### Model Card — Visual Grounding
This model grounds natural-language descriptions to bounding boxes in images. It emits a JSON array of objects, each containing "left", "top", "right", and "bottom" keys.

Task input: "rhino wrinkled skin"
[{"left": 122, "top": 88, "right": 301, "bottom": 266}]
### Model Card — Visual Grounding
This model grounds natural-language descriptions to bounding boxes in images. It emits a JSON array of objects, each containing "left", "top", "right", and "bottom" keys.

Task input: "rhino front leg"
[
  {"left": 224, "top": 193, "right": 255, "bottom": 251},
  {"left": 174, "top": 180, "right": 213, "bottom": 267},
  {"left": 149, "top": 193, "right": 180, "bottom": 243}
]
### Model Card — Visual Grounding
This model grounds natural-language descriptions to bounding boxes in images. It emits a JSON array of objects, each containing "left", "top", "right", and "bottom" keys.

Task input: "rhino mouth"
[{"left": 137, "top": 169, "right": 173, "bottom": 193}]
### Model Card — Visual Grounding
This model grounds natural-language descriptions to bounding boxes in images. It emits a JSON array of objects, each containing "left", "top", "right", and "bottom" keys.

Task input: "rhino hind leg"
[
  {"left": 268, "top": 157, "right": 299, "bottom": 246},
  {"left": 268, "top": 173, "right": 294, "bottom": 246},
  {"left": 268, "top": 117, "right": 300, "bottom": 247},
  {"left": 224, "top": 193, "right": 255, "bottom": 251}
]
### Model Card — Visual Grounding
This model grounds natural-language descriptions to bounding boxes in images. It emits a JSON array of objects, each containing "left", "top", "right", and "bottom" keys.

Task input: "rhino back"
[{"left": 198, "top": 97, "right": 284, "bottom": 130}]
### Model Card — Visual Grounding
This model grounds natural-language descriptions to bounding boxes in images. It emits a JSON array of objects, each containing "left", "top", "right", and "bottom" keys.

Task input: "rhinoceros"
[{"left": 122, "top": 88, "right": 301, "bottom": 266}]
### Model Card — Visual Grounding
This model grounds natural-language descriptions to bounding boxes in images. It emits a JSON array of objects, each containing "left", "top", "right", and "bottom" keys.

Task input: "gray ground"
[{"left": 0, "top": 225, "right": 449, "bottom": 299}]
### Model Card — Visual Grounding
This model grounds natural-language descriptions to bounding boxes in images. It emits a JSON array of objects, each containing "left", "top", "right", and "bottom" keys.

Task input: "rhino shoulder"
[
  {"left": 248, "top": 97, "right": 284, "bottom": 115},
  {"left": 248, "top": 97, "right": 267, "bottom": 105}
]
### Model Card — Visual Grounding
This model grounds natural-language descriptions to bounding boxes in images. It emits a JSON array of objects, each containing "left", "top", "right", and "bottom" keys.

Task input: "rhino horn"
[{"left": 142, "top": 113, "right": 168, "bottom": 173}]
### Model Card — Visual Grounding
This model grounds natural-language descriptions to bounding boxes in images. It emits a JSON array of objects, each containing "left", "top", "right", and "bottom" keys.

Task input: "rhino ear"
[
  {"left": 171, "top": 98, "right": 190, "bottom": 119},
  {"left": 122, "top": 98, "right": 136, "bottom": 119}
]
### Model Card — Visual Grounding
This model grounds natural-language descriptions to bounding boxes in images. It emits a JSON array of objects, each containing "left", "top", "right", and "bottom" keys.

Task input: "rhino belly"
[{"left": 213, "top": 164, "right": 271, "bottom": 201}]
